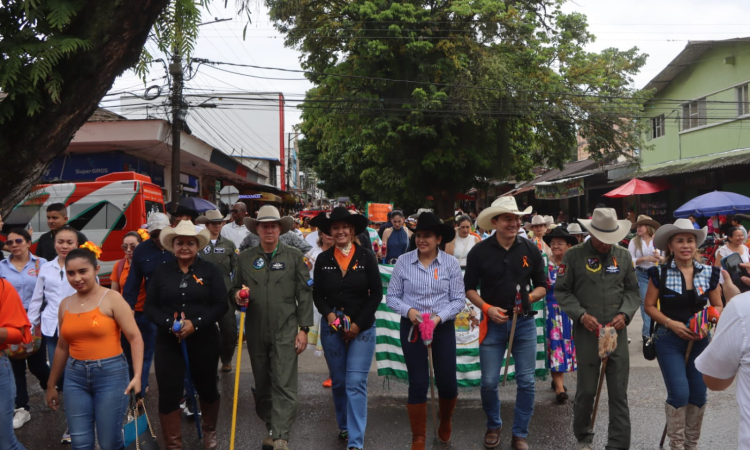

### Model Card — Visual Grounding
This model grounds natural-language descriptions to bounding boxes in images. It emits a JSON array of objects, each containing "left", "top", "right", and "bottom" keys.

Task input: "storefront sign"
[
  {"left": 42, "top": 152, "right": 165, "bottom": 186},
  {"left": 535, "top": 178, "right": 585, "bottom": 200},
  {"left": 239, "top": 191, "right": 282, "bottom": 203},
  {"left": 366, "top": 203, "right": 393, "bottom": 223}
]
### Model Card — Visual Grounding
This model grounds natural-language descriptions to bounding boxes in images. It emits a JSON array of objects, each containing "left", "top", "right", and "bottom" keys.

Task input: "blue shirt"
[
  {"left": 123, "top": 238, "right": 175, "bottom": 310},
  {"left": 0, "top": 253, "right": 46, "bottom": 309},
  {"left": 386, "top": 249, "right": 466, "bottom": 322},
  {"left": 693, "top": 222, "right": 701, "bottom": 230}
]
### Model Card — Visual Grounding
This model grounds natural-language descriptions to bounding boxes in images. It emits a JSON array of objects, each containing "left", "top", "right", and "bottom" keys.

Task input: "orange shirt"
[
  {"left": 110, "top": 259, "right": 147, "bottom": 311},
  {"left": 334, "top": 247, "right": 355, "bottom": 272},
  {"left": 61, "top": 307, "right": 122, "bottom": 361},
  {"left": 0, "top": 279, "right": 31, "bottom": 351}
]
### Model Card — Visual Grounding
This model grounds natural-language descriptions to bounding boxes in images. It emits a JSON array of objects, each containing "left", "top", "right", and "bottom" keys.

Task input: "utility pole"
[{"left": 169, "top": 52, "right": 184, "bottom": 215}]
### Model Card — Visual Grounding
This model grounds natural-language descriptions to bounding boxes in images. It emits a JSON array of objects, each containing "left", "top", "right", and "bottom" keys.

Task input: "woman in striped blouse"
[{"left": 386, "top": 212, "right": 466, "bottom": 450}]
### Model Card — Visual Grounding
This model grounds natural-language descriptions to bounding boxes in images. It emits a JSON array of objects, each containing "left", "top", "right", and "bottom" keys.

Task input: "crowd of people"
[{"left": 2, "top": 198, "right": 750, "bottom": 450}]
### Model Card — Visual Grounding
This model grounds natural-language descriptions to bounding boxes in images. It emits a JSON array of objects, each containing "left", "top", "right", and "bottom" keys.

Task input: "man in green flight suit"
[
  {"left": 230, "top": 205, "right": 313, "bottom": 450},
  {"left": 198, "top": 209, "right": 239, "bottom": 372},
  {"left": 556, "top": 208, "right": 641, "bottom": 450}
]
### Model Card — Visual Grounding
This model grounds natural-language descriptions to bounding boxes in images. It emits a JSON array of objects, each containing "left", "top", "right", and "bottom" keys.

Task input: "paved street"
[{"left": 14, "top": 309, "right": 740, "bottom": 449}]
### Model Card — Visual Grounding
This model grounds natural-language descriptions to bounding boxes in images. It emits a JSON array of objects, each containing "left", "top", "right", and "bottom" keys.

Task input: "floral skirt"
[{"left": 545, "top": 295, "right": 577, "bottom": 373}]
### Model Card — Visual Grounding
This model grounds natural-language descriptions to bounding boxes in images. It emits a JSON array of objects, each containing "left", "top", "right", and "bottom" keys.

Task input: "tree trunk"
[
  {"left": 0, "top": 0, "right": 169, "bottom": 215},
  {"left": 431, "top": 190, "right": 456, "bottom": 222}
]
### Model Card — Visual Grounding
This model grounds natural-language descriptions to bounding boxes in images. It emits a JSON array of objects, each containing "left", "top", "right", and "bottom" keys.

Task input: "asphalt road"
[{"left": 13, "top": 309, "right": 740, "bottom": 449}]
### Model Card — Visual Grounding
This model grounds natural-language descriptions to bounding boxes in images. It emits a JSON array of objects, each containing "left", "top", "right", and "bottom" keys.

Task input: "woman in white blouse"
[
  {"left": 445, "top": 215, "right": 479, "bottom": 267},
  {"left": 628, "top": 215, "right": 661, "bottom": 341},
  {"left": 714, "top": 226, "right": 750, "bottom": 269}
]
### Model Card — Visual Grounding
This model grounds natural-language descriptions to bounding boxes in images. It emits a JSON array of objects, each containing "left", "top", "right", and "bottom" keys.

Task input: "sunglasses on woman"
[
  {"left": 121, "top": 244, "right": 137, "bottom": 250},
  {"left": 7, "top": 238, "right": 25, "bottom": 246}
]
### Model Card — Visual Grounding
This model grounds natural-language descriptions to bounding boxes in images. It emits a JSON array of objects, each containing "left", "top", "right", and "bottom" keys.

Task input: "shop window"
[
  {"left": 68, "top": 201, "right": 126, "bottom": 231},
  {"left": 737, "top": 84, "right": 749, "bottom": 116},
  {"left": 651, "top": 114, "right": 665, "bottom": 139},
  {"left": 682, "top": 98, "right": 706, "bottom": 130}
]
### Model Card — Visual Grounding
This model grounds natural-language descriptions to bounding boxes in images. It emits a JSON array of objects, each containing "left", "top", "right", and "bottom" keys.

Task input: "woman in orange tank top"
[{"left": 45, "top": 247, "right": 143, "bottom": 450}]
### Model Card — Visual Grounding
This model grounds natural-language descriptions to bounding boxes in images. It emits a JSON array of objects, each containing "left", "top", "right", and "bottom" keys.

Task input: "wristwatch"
[{"left": 300, "top": 327, "right": 310, "bottom": 333}]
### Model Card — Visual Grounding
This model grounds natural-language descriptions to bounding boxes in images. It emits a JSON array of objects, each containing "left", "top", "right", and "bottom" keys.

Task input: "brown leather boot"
[
  {"left": 437, "top": 397, "right": 457, "bottom": 443},
  {"left": 511, "top": 436, "right": 530, "bottom": 450},
  {"left": 200, "top": 399, "right": 220, "bottom": 449},
  {"left": 406, "top": 403, "right": 427, "bottom": 450},
  {"left": 159, "top": 410, "right": 183, "bottom": 450}
]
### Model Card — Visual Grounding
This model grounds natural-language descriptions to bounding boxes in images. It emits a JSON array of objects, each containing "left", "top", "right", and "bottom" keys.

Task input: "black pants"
[
  {"left": 11, "top": 335, "right": 50, "bottom": 410},
  {"left": 400, "top": 318, "right": 458, "bottom": 404},
  {"left": 154, "top": 328, "right": 221, "bottom": 414}
]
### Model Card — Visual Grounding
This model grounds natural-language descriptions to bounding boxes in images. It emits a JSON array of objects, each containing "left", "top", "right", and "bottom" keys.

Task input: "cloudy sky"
[{"left": 106, "top": 0, "right": 750, "bottom": 138}]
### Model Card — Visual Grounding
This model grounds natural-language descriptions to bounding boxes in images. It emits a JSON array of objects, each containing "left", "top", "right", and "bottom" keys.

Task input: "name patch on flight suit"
[
  {"left": 586, "top": 258, "right": 601, "bottom": 273},
  {"left": 271, "top": 262, "right": 285, "bottom": 271},
  {"left": 253, "top": 258, "right": 266, "bottom": 270},
  {"left": 214, "top": 248, "right": 225, "bottom": 254}
]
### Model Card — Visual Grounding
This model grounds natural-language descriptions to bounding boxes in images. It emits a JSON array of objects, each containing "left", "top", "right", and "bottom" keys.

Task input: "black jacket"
[{"left": 313, "top": 244, "right": 382, "bottom": 331}]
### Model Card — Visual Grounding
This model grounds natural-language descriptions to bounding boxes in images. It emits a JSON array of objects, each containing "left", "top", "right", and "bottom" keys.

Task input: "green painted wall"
[{"left": 641, "top": 42, "right": 750, "bottom": 166}]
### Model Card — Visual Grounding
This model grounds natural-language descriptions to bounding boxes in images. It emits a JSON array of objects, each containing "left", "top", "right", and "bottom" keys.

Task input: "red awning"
[{"left": 603, "top": 178, "right": 671, "bottom": 198}]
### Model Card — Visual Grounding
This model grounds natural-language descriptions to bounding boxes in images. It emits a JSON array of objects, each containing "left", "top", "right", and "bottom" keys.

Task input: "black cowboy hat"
[
  {"left": 316, "top": 206, "right": 368, "bottom": 236},
  {"left": 543, "top": 226, "right": 578, "bottom": 247},
  {"left": 309, "top": 212, "right": 327, "bottom": 229},
  {"left": 413, "top": 212, "right": 456, "bottom": 243},
  {"left": 175, "top": 205, "right": 199, "bottom": 221}
]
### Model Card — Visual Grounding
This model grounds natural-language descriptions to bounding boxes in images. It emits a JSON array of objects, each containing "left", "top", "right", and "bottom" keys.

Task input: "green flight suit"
[
  {"left": 201, "top": 235, "right": 238, "bottom": 364},
  {"left": 230, "top": 242, "right": 314, "bottom": 442},
  {"left": 555, "top": 240, "right": 640, "bottom": 449}
]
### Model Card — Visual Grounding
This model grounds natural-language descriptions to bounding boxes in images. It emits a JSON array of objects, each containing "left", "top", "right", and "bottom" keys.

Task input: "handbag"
[
  {"left": 643, "top": 264, "right": 668, "bottom": 361},
  {"left": 124, "top": 395, "right": 160, "bottom": 450}
]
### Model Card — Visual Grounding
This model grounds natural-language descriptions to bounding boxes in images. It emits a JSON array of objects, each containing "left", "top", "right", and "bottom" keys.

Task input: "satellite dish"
[{"left": 219, "top": 185, "right": 239, "bottom": 205}]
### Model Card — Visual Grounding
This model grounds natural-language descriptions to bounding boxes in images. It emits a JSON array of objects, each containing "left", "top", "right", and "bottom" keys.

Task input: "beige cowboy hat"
[
  {"left": 195, "top": 209, "right": 226, "bottom": 225},
  {"left": 653, "top": 218, "right": 708, "bottom": 252},
  {"left": 523, "top": 215, "right": 549, "bottom": 231},
  {"left": 578, "top": 208, "right": 632, "bottom": 245},
  {"left": 160, "top": 220, "right": 211, "bottom": 252},
  {"left": 635, "top": 214, "right": 661, "bottom": 230},
  {"left": 244, "top": 205, "right": 294, "bottom": 235},
  {"left": 543, "top": 215, "right": 555, "bottom": 226},
  {"left": 477, "top": 197, "right": 532, "bottom": 231},
  {"left": 566, "top": 223, "right": 587, "bottom": 235}
]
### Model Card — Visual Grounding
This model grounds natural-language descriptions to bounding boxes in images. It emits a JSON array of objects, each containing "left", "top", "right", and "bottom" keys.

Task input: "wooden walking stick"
[
  {"left": 502, "top": 285, "right": 524, "bottom": 386},
  {"left": 230, "top": 287, "right": 250, "bottom": 450},
  {"left": 591, "top": 325, "right": 618, "bottom": 428},
  {"left": 417, "top": 313, "right": 439, "bottom": 439}
]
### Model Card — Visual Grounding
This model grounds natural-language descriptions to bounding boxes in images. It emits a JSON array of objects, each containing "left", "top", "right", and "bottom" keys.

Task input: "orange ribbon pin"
[
  {"left": 434, "top": 268, "right": 438, "bottom": 280},
  {"left": 193, "top": 275, "right": 204, "bottom": 285},
  {"left": 522, "top": 256, "right": 529, "bottom": 268}
]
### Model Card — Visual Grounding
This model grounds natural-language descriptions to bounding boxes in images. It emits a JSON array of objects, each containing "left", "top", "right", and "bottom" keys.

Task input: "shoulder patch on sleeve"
[{"left": 558, "top": 264, "right": 566, "bottom": 276}]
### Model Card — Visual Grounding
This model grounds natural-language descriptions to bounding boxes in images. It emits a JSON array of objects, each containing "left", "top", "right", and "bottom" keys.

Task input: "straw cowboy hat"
[
  {"left": 653, "top": 218, "right": 708, "bottom": 252},
  {"left": 543, "top": 227, "right": 578, "bottom": 247},
  {"left": 566, "top": 223, "right": 587, "bottom": 235},
  {"left": 160, "top": 220, "right": 211, "bottom": 252},
  {"left": 477, "top": 197, "right": 533, "bottom": 231},
  {"left": 146, "top": 213, "right": 171, "bottom": 233},
  {"left": 578, "top": 208, "right": 632, "bottom": 245},
  {"left": 195, "top": 209, "right": 226, "bottom": 225},
  {"left": 413, "top": 211, "right": 456, "bottom": 243},
  {"left": 524, "top": 215, "right": 549, "bottom": 231},
  {"left": 635, "top": 214, "right": 661, "bottom": 230},
  {"left": 315, "top": 206, "right": 368, "bottom": 235},
  {"left": 244, "top": 205, "right": 294, "bottom": 235}
]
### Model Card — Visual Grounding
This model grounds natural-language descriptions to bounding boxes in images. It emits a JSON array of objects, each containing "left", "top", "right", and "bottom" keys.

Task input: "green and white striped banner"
[{"left": 376, "top": 265, "right": 548, "bottom": 387}]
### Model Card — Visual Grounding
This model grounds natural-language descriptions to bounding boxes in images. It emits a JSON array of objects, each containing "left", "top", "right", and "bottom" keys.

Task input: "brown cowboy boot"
[
  {"left": 200, "top": 399, "right": 220, "bottom": 449},
  {"left": 159, "top": 410, "right": 183, "bottom": 450},
  {"left": 665, "top": 403, "right": 687, "bottom": 450},
  {"left": 406, "top": 403, "right": 427, "bottom": 450},
  {"left": 684, "top": 404, "right": 706, "bottom": 450},
  {"left": 437, "top": 397, "right": 457, "bottom": 443}
]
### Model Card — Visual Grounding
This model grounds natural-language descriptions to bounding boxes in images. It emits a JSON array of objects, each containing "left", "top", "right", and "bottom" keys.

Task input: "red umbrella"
[{"left": 603, "top": 178, "right": 671, "bottom": 198}]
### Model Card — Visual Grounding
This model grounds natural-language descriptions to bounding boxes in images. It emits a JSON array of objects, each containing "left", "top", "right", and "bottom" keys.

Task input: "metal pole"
[{"left": 169, "top": 52, "right": 183, "bottom": 215}]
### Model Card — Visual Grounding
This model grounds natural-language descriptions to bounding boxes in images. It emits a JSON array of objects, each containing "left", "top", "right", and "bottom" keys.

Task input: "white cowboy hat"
[
  {"left": 196, "top": 209, "right": 226, "bottom": 225},
  {"left": 566, "top": 223, "right": 587, "bottom": 235},
  {"left": 160, "top": 220, "right": 211, "bottom": 252},
  {"left": 578, "top": 208, "right": 632, "bottom": 245},
  {"left": 543, "top": 215, "right": 555, "bottom": 226},
  {"left": 523, "top": 215, "right": 548, "bottom": 231},
  {"left": 653, "top": 218, "right": 708, "bottom": 252},
  {"left": 244, "top": 205, "right": 294, "bottom": 235},
  {"left": 147, "top": 212, "right": 171, "bottom": 233},
  {"left": 477, "top": 197, "right": 532, "bottom": 231}
]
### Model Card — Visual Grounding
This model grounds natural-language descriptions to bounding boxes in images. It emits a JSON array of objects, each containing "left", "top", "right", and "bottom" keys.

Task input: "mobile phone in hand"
[{"left": 721, "top": 253, "right": 750, "bottom": 293}]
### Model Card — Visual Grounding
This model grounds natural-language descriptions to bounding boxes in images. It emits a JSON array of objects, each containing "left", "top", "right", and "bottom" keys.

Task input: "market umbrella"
[
  {"left": 165, "top": 197, "right": 218, "bottom": 213},
  {"left": 603, "top": 178, "right": 671, "bottom": 198},
  {"left": 673, "top": 191, "right": 750, "bottom": 218}
]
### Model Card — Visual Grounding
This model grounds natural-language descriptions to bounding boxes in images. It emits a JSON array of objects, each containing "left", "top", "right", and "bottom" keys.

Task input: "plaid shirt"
[{"left": 648, "top": 260, "right": 719, "bottom": 296}]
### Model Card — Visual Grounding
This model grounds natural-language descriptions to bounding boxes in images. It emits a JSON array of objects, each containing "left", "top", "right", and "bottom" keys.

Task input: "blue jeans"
[
  {"left": 636, "top": 268, "right": 652, "bottom": 338},
  {"left": 320, "top": 325, "right": 376, "bottom": 449},
  {"left": 45, "top": 333, "right": 64, "bottom": 390},
  {"left": 64, "top": 354, "right": 130, "bottom": 450},
  {"left": 400, "top": 319, "right": 458, "bottom": 404},
  {"left": 654, "top": 326, "right": 708, "bottom": 408},
  {"left": 480, "top": 316, "right": 537, "bottom": 437},
  {"left": 122, "top": 312, "right": 156, "bottom": 391},
  {"left": 0, "top": 356, "right": 27, "bottom": 450}
]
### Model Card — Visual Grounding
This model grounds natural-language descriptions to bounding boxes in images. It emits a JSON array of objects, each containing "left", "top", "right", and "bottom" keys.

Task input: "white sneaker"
[
  {"left": 61, "top": 428, "right": 71, "bottom": 444},
  {"left": 13, "top": 408, "right": 30, "bottom": 429}
]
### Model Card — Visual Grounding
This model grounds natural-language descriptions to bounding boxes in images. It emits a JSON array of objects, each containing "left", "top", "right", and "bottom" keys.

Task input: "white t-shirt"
[
  {"left": 695, "top": 293, "right": 750, "bottom": 449},
  {"left": 221, "top": 222, "right": 250, "bottom": 249},
  {"left": 305, "top": 230, "right": 319, "bottom": 248},
  {"left": 628, "top": 238, "right": 660, "bottom": 270},
  {"left": 452, "top": 235, "right": 477, "bottom": 267}
]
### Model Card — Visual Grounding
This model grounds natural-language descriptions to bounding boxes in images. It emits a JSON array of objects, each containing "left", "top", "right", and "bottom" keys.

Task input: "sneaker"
[
  {"left": 338, "top": 430, "right": 349, "bottom": 441},
  {"left": 13, "top": 408, "right": 30, "bottom": 429},
  {"left": 322, "top": 378, "right": 332, "bottom": 388},
  {"left": 273, "top": 440, "right": 289, "bottom": 450},
  {"left": 184, "top": 400, "right": 201, "bottom": 417},
  {"left": 61, "top": 428, "right": 72, "bottom": 445}
]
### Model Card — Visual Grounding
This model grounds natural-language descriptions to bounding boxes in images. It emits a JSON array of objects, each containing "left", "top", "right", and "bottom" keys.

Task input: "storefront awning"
[
  {"left": 239, "top": 191, "right": 282, "bottom": 203},
  {"left": 534, "top": 175, "right": 590, "bottom": 200},
  {"left": 625, "top": 148, "right": 750, "bottom": 180}
]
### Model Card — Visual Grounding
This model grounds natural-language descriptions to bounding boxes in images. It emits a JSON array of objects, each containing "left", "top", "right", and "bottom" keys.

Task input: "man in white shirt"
[
  {"left": 696, "top": 273, "right": 750, "bottom": 450},
  {"left": 221, "top": 202, "right": 250, "bottom": 249}
]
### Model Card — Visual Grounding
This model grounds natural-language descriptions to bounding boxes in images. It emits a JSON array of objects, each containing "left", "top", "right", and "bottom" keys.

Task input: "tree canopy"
[{"left": 269, "top": 0, "right": 650, "bottom": 217}]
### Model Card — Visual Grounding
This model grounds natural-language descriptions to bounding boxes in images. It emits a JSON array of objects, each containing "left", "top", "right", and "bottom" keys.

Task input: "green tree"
[
  {"left": 272, "top": 0, "right": 650, "bottom": 218},
  {"left": 0, "top": 0, "right": 250, "bottom": 214}
]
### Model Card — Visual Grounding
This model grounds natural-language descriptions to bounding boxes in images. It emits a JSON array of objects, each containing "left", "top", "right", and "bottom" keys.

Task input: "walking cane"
[
  {"left": 230, "top": 286, "right": 250, "bottom": 450},
  {"left": 428, "top": 345, "right": 438, "bottom": 438},
  {"left": 659, "top": 341, "right": 695, "bottom": 448},
  {"left": 173, "top": 312, "right": 203, "bottom": 440},
  {"left": 591, "top": 325, "right": 617, "bottom": 429},
  {"left": 502, "top": 285, "right": 524, "bottom": 386},
  {"left": 417, "top": 313, "right": 438, "bottom": 441}
]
